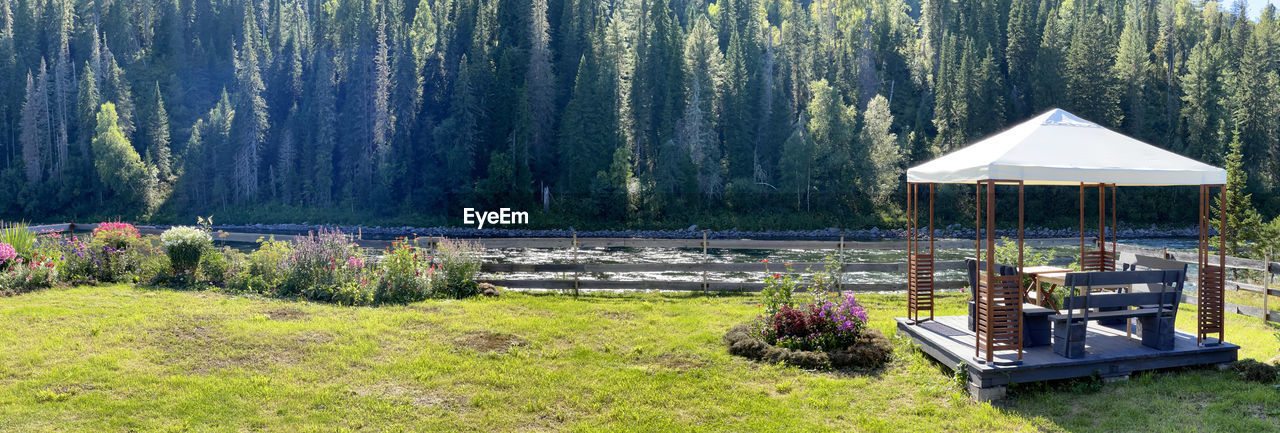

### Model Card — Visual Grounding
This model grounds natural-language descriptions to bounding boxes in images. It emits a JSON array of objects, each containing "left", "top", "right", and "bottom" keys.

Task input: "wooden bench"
[
  {"left": 1050, "top": 270, "right": 1186, "bottom": 358},
  {"left": 965, "top": 258, "right": 1052, "bottom": 347}
]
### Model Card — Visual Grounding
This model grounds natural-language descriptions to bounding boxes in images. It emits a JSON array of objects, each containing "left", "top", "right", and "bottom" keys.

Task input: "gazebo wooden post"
[
  {"left": 974, "top": 180, "right": 1024, "bottom": 363},
  {"left": 974, "top": 182, "right": 982, "bottom": 359},
  {"left": 907, "top": 182, "right": 935, "bottom": 324},
  {"left": 1197, "top": 184, "right": 1226, "bottom": 345},
  {"left": 1079, "top": 183, "right": 1085, "bottom": 265},
  {"left": 907, "top": 182, "right": 913, "bottom": 321},
  {"left": 930, "top": 183, "right": 935, "bottom": 322}
]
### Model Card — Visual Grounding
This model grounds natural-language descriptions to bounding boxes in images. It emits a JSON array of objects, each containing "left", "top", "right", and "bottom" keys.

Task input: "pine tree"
[
  {"left": 435, "top": 55, "right": 482, "bottom": 196},
  {"left": 1114, "top": 0, "right": 1149, "bottom": 137},
  {"left": 101, "top": 46, "right": 135, "bottom": 139},
  {"left": 1032, "top": 9, "right": 1067, "bottom": 112},
  {"left": 1212, "top": 130, "right": 1264, "bottom": 256},
  {"left": 311, "top": 53, "right": 337, "bottom": 207},
  {"left": 147, "top": 82, "right": 172, "bottom": 181},
  {"left": 20, "top": 66, "right": 49, "bottom": 184},
  {"left": 525, "top": 0, "right": 555, "bottom": 183},
  {"left": 558, "top": 34, "right": 620, "bottom": 196},
  {"left": 232, "top": 13, "right": 267, "bottom": 202},
  {"left": 1180, "top": 42, "right": 1224, "bottom": 163},
  {"left": 1006, "top": 0, "right": 1039, "bottom": 116},
  {"left": 1065, "top": 6, "right": 1120, "bottom": 126},
  {"left": 76, "top": 62, "right": 98, "bottom": 160}
]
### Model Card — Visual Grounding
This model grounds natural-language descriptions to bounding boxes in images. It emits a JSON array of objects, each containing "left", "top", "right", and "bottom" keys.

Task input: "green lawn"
[{"left": 0, "top": 286, "right": 1277, "bottom": 432}]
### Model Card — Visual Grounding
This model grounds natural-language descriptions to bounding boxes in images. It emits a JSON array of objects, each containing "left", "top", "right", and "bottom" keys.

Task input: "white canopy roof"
[{"left": 906, "top": 109, "right": 1226, "bottom": 186}]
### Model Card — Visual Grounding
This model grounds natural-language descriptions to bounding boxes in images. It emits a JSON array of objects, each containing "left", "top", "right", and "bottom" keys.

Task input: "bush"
[
  {"left": 725, "top": 324, "right": 892, "bottom": 370},
  {"left": 199, "top": 248, "right": 231, "bottom": 286},
  {"left": 161, "top": 226, "right": 212, "bottom": 275},
  {"left": 282, "top": 229, "right": 369, "bottom": 302},
  {"left": 0, "top": 255, "right": 57, "bottom": 296},
  {"left": 374, "top": 242, "right": 433, "bottom": 304},
  {"left": 0, "top": 242, "right": 16, "bottom": 270},
  {"left": 750, "top": 292, "right": 869, "bottom": 352},
  {"left": 245, "top": 237, "right": 291, "bottom": 289},
  {"left": 92, "top": 222, "right": 141, "bottom": 250},
  {"left": 431, "top": 239, "right": 482, "bottom": 299},
  {"left": 1232, "top": 359, "right": 1279, "bottom": 383},
  {"left": 760, "top": 260, "right": 797, "bottom": 316}
]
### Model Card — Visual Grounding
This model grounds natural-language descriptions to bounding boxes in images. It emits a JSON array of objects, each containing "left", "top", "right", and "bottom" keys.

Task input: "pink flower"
[{"left": 0, "top": 243, "right": 15, "bottom": 263}]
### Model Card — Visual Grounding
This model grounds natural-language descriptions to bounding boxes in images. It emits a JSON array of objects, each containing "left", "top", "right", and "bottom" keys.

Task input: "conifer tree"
[
  {"left": 147, "top": 82, "right": 172, "bottom": 181},
  {"left": 20, "top": 65, "right": 49, "bottom": 184}
]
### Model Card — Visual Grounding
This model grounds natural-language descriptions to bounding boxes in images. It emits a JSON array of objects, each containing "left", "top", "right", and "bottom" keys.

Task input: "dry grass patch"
[
  {"left": 453, "top": 330, "right": 527, "bottom": 354},
  {"left": 351, "top": 382, "right": 466, "bottom": 410}
]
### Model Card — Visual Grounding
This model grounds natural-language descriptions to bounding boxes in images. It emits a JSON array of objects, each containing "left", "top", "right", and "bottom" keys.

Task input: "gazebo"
[{"left": 902, "top": 108, "right": 1229, "bottom": 365}]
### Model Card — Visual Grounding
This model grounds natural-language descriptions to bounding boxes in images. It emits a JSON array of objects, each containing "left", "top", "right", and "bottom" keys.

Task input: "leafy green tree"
[
  {"left": 861, "top": 94, "right": 903, "bottom": 210},
  {"left": 91, "top": 102, "right": 150, "bottom": 207}
]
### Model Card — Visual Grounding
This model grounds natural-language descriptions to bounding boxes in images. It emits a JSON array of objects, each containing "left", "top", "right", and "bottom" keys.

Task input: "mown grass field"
[{"left": 0, "top": 286, "right": 1277, "bottom": 432}]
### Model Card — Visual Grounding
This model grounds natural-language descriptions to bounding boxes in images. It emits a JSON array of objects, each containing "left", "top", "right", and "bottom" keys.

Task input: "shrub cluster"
[
  {"left": 0, "top": 221, "right": 489, "bottom": 306},
  {"left": 725, "top": 264, "right": 891, "bottom": 370},
  {"left": 160, "top": 226, "right": 212, "bottom": 275},
  {"left": 210, "top": 231, "right": 486, "bottom": 305},
  {"left": 751, "top": 291, "right": 869, "bottom": 352},
  {"left": 1231, "top": 359, "right": 1279, "bottom": 383},
  {"left": 724, "top": 324, "right": 892, "bottom": 370}
]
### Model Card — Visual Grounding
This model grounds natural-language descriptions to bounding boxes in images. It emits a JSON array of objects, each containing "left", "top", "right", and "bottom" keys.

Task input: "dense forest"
[{"left": 0, "top": 0, "right": 1277, "bottom": 229}]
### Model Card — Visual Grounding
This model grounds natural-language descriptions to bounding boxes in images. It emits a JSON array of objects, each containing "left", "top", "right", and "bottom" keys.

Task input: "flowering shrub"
[
  {"left": 0, "top": 242, "right": 16, "bottom": 268},
  {"left": 760, "top": 260, "right": 796, "bottom": 316},
  {"left": 282, "top": 229, "right": 371, "bottom": 303},
  {"left": 238, "top": 237, "right": 292, "bottom": 291},
  {"left": 92, "top": 222, "right": 141, "bottom": 249},
  {"left": 161, "top": 226, "right": 212, "bottom": 275},
  {"left": 431, "top": 239, "right": 482, "bottom": 299},
  {"left": 0, "top": 256, "right": 56, "bottom": 296},
  {"left": 750, "top": 292, "right": 869, "bottom": 352},
  {"left": 374, "top": 242, "right": 434, "bottom": 304}
]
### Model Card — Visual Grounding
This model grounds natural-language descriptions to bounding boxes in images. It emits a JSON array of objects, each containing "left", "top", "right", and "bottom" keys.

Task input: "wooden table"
[
  {"left": 1021, "top": 266, "right": 1073, "bottom": 309},
  {"left": 1033, "top": 270, "right": 1133, "bottom": 311}
]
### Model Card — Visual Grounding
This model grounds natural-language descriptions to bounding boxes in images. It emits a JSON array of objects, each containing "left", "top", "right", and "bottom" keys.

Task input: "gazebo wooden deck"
[
  {"left": 895, "top": 316, "right": 1239, "bottom": 401},
  {"left": 899, "top": 109, "right": 1239, "bottom": 400}
]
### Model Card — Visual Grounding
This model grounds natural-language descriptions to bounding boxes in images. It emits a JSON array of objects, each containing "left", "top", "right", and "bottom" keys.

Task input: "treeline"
[{"left": 0, "top": 0, "right": 1277, "bottom": 229}]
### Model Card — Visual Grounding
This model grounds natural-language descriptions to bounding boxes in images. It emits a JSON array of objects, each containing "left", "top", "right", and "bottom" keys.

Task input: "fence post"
[
  {"left": 702, "top": 230, "right": 708, "bottom": 293},
  {"left": 572, "top": 230, "right": 579, "bottom": 297},
  {"left": 1266, "top": 252, "right": 1273, "bottom": 323},
  {"left": 838, "top": 235, "right": 845, "bottom": 292}
]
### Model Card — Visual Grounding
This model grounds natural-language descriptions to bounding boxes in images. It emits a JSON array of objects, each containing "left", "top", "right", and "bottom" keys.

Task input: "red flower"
[
  {"left": 773, "top": 274, "right": 782, "bottom": 279},
  {"left": 784, "top": 262, "right": 793, "bottom": 266},
  {"left": 762, "top": 259, "right": 770, "bottom": 263}
]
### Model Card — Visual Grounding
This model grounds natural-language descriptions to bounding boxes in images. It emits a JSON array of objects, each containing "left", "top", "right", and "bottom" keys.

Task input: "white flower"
[{"left": 161, "top": 226, "right": 212, "bottom": 248}]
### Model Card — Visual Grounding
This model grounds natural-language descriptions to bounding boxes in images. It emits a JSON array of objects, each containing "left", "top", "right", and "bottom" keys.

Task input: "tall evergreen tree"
[
  {"left": 147, "top": 83, "right": 172, "bottom": 181},
  {"left": 1065, "top": 6, "right": 1121, "bottom": 126},
  {"left": 525, "top": 0, "right": 555, "bottom": 184},
  {"left": 20, "top": 65, "right": 50, "bottom": 184},
  {"left": 232, "top": 13, "right": 268, "bottom": 202}
]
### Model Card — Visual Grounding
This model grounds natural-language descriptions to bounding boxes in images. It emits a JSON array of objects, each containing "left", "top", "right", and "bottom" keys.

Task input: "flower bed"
[
  {"left": 725, "top": 262, "right": 892, "bottom": 369},
  {"left": 0, "top": 220, "right": 489, "bottom": 306}
]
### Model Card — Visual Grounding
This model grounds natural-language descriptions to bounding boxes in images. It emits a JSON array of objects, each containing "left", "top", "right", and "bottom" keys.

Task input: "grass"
[{"left": 0, "top": 287, "right": 1277, "bottom": 432}]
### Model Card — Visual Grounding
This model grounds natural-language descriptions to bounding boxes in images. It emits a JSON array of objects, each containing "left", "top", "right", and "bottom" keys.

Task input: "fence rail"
[{"left": 24, "top": 224, "right": 1280, "bottom": 319}]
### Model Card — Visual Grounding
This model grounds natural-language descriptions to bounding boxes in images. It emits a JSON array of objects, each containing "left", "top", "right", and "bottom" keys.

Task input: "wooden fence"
[
  {"left": 1114, "top": 244, "right": 1280, "bottom": 323},
  {"left": 25, "top": 224, "right": 1280, "bottom": 321}
]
